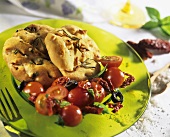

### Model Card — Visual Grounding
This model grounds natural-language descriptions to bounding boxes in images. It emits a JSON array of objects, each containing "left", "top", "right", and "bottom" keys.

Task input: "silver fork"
[
  {"left": 0, "top": 87, "right": 35, "bottom": 137},
  {"left": 0, "top": 88, "right": 29, "bottom": 137},
  {"left": 0, "top": 88, "right": 22, "bottom": 122}
]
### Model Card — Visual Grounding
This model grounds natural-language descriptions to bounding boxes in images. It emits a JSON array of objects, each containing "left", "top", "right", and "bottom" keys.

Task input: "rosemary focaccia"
[
  {"left": 45, "top": 25, "right": 101, "bottom": 81},
  {"left": 3, "top": 24, "right": 62, "bottom": 89},
  {"left": 3, "top": 24, "right": 101, "bottom": 88},
  {"left": 13, "top": 24, "right": 54, "bottom": 56}
]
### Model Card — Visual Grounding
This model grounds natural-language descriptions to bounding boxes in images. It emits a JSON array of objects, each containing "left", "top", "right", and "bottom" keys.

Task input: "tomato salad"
[{"left": 18, "top": 55, "right": 135, "bottom": 127}]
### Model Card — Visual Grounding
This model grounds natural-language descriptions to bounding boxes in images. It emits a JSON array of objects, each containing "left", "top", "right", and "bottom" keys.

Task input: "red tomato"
[
  {"left": 103, "top": 67, "right": 124, "bottom": 89},
  {"left": 60, "top": 104, "right": 82, "bottom": 127},
  {"left": 23, "top": 81, "right": 44, "bottom": 96},
  {"left": 46, "top": 84, "right": 69, "bottom": 100},
  {"left": 100, "top": 56, "right": 123, "bottom": 68},
  {"left": 35, "top": 93, "right": 55, "bottom": 116},
  {"left": 91, "top": 82, "right": 105, "bottom": 103},
  {"left": 67, "top": 87, "right": 93, "bottom": 108}
]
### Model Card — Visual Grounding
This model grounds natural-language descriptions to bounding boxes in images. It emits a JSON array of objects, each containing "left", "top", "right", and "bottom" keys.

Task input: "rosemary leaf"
[
  {"left": 57, "top": 29, "right": 80, "bottom": 41},
  {"left": 80, "top": 58, "right": 96, "bottom": 69},
  {"left": 93, "top": 65, "right": 107, "bottom": 78}
]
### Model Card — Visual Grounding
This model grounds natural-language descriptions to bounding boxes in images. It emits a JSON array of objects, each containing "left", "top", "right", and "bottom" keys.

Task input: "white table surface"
[{"left": 0, "top": 0, "right": 170, "bottom": 137}]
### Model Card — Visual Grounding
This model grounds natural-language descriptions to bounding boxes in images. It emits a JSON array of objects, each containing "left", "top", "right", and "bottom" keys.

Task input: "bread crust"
[{"left": 45, "top": 25, "right": 101, "bottom": 81}]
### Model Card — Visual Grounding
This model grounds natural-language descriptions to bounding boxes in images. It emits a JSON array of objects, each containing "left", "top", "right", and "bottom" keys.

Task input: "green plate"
[{"left": 0, "top": 19, "right": 151, "bottom": 137}]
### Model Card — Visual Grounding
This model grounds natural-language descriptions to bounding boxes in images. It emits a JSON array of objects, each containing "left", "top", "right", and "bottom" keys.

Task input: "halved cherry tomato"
[
  {"left": 91, "top": 82, "right": 105, "bottom": 103},
  {"left": 60, "top": 104, "right": 82, "bottom": 127},
  {"left": 103, "top": 67, "right": 124, "bottom": 89},
  {"left": 46, "top": 84, "right": 69, "bottom": 100},
  {"left": 67, "top": 87, "right": 93, "bottom": 108},
  {"left": 23, "top": 81, "right": 44, "bottom": 96},
  {"left": 100, "top": 56, "right": 123, "bottom": 68},
  {"left": 35, "top": 93, "right": 55, "bottom": 116}
]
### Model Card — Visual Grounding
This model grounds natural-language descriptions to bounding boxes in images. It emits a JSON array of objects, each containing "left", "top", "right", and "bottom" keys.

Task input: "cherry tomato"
[
  {"left": 103, "top": 67, "right": 124, "bottom": 89},
  {"left": 91, "top": 82, "right": 105, "bottom": 103},
  {"left": 23, "top": 81, "right": 44, "bottom": 96},
  {"left": 100, "top": 56, "right": 123, "bottom": 68},
  {"left": 35, "top": 93, "right": 55, "bottom": 116},
  {"left": 46, "top": 84, "right": 69, "bottom": 100},
  {"left": 67, "top": 87, "right": 93, "bottom": 108},
  {"left": 60, "top": 104, "right": 82, "bottom": 127}
]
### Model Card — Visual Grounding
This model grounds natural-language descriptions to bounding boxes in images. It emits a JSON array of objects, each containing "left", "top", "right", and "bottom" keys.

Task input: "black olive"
[
  {"left": 111, "top": 91, "right": 123, "bottom": 103},
  {"left": 65, "top": 80, "right": 78, "bottom": 91},
  {"left": 17, "top": 81, "right": 28, "bottom": 91}
]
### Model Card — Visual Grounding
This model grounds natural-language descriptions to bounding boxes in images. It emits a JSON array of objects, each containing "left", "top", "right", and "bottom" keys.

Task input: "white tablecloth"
[{"left": 0, "top": 0, "right": 170, "bottom": 137}]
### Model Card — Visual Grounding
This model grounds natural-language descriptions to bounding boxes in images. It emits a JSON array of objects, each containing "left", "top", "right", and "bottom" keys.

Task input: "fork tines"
[{"left": 0, "top": 88, "right": 22, "bottom": 122}]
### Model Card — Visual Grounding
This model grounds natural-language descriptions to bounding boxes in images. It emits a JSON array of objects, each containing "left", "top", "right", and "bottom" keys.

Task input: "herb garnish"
[
  {"left": 87, "top": 88, "right": 95, "bottom": 98},
  {"left": 94, "top": 102, "right": 109, "bottom": 114},
  {"left": 12, "top": 49, "right": 19, "bottom": 54},
  {"left": 80, "top": 58, "right": 96, "bottom": 69},
  {"left": 92, "top": 65, "right": 107, "bottom": 78},
  {"left": 59, "top": 101, "right": 71, "bottom": 108},
  {"left": 57, "top": 29, "right": 80, "bottom": 41},
  {"left": 142, "top": 7, "right": 170, "bottom": 36},
  {"left": 57, "top": 29, "right": 89, "bottom": 52}
]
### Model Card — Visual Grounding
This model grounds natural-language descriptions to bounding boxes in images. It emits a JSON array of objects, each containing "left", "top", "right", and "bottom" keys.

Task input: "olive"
[
  {"left": 111, "top": 91, "right": 123, "bottom": 103},
  {"left": 65, "top": 80, "right": 78, "bottom": 91}
]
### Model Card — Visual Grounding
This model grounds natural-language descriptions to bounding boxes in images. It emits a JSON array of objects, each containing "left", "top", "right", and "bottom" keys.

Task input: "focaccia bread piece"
[
  {"left": 45, "top": 25, "right": 101, "bottom": 81},
  {"left": 3, "top": 31, "right": 61, "bottom": 89},
  {"left": 14, "top": 24, "right": 54, "bottom": 57}
]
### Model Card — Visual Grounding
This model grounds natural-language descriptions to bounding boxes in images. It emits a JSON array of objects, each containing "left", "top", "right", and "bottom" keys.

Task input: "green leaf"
[
  {"left": 142, "top": 20, "right": 159, "bottom": 29},
  {"left": 59, "top": 101, "right": 71, "bottom": 108},
  {"left": 94, "top": 102, "right": 109, "bottom": 114},
  {"left": 92, "top": 65, "right": 107, "bottom": 78},
  {"left": 87, "top": 88, "right": 95, "bottom": 98},
  {"left": 146, "top": 7, "right": 160, "bottom": 21},
  {"left": 55, "top": 115, "right": 64, "bottom": 126},
  {"left": 161, "top": 25, "right": 170, "bottom": 36},
  {"left": 161, "top": 16, "right": 170, "bottom": 25}
]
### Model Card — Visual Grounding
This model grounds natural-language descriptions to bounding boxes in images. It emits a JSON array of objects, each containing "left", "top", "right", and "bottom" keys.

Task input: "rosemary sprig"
[
  {"left": 12, "top": 48, "right": 27, "bottom": 57},
  {"left": 92, "top": 65, "right": 107, "bottom": 78},
  {"left": 12, "top": 49, "right": 19, "bottom": 54},
  {"left": 80, "top": 58, "right": 96, "bottom": 69},
  {"left": 57, "top": 29, "right": 80, "bottom": 41},
  {"left": 57, "top": 29, "right": 89, "bottom": 52}
]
